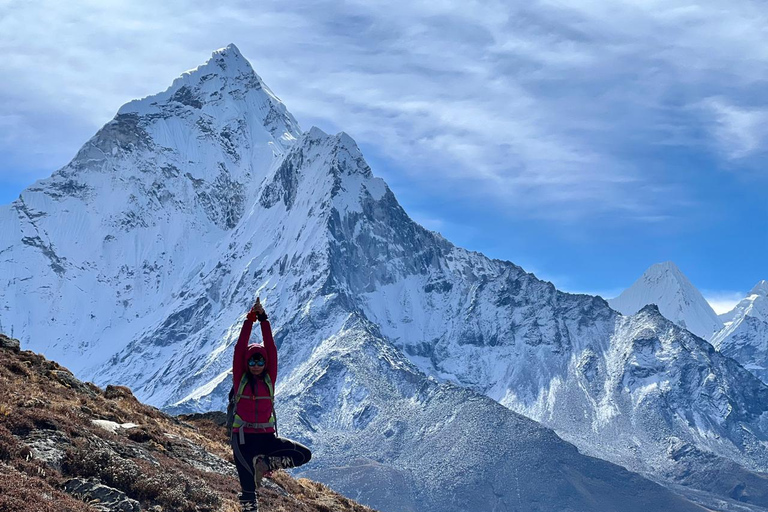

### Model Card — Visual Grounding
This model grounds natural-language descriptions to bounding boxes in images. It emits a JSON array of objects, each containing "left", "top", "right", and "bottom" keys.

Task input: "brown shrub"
[
  {"left": 62, "top": 438, "right": 221, "bottom": 511},
  {"left": 177, "top": 414, "right": 233, "bottom": 459},
  {"left": 0, "top": 424, "right": 22, "bottom": 460},
  {"left": 24, "top": 407, "right": 59, "bottom": 431},
  {"left": 126, "top": 426, "right": 155, "bottom": 443},
  {"left": 104, "top": 384, "right": 135, "bottom": 400},
  {"left": 1, "top": 409, "right": 34, "bottom": 435},
  {"left": 0, "top": 463, "right": 91, "bottom": 512},
  {"left": 4, "top": 360, "right": 30, "bottom": 377}
]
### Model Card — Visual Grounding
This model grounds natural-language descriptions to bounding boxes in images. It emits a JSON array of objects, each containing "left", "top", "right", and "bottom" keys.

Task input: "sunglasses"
[{"left": 248, "top": 358, "right": 266, "bottom": 367}]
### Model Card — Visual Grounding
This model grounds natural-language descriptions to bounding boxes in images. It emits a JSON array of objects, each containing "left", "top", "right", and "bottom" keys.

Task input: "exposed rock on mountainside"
[
  {"left": 0, "top": 335, "right": 376, "bottom": 512},
  {"left": 268, "top": 305, "right": 709, "bottom": 512}
]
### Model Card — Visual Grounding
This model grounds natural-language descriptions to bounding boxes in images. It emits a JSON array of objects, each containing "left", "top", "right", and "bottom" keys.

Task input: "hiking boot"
[
  {"left": 253, "top": 456, "right": 269, "bottom": 488},
  {"left": 239, "top": 498, "right": 258, "bottom": 512}
]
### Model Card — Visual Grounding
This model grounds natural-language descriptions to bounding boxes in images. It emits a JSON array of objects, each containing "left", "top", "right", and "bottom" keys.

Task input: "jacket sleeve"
[
  {"left": 261, "top": 319, "right": 277, "bottom": 384},
  {"left": 233, "top": 318, "right": 254, "bottom": 387}
]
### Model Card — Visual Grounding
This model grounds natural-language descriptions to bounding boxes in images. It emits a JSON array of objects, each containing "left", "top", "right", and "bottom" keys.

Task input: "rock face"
[
  {"left": 0, "top": 45, "right": 766, "bottom": 511},
  {"left": 713, "top": 281, "right": 768, "bottom": 385},
  {"left": 63, "top": 478, "right": 141, "bottom": 512},
  {"left": 533, "top": 306, "right": 768, "bottom": 479},
  {"left": 0, "top": 334, "right": 20, "bottom": 351}
]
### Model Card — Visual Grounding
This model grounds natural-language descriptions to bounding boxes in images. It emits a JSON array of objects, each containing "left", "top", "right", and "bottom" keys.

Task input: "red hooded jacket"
[{"left": 232, "top": 313, "right": 277, "bottom": 434}]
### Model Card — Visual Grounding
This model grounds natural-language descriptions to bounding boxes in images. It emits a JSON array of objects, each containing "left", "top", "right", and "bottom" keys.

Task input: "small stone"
[{"left": 91, "top": 419, "right": 140, "bottom": 434}]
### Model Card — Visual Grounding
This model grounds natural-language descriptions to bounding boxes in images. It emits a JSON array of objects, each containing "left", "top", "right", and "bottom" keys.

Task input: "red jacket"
[{"left": 232, "top": 316, "right": 277, "bottom": 434}]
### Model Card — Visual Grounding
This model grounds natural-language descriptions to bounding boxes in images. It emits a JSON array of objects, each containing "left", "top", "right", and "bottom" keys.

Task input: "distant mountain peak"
[
  {"left": 750, "top": 280, "right": 768, "bottom": 296},
  {"left": 609, "top": 262, "right": 723, "bottom": 339},
  {"left": 637, "top": 303, "right": 662, "bottom": 316},
  {"left": 712, "top": 280, "right": 768, "bottom": 384},
  {"left": 642, "top": 261, "right": 686, "bottom": 284}
]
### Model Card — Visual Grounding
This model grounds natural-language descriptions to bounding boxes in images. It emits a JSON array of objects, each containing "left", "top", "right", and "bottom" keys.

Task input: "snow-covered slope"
[
  {"left": 246, "top": 296, "right": 708, "bottom": 512},
  {"left": 713, "top": 281, "right": 768, "bottom": 385},
  {"left": 1, "top": 45, "right": 766, "bottom": 511},
  {"left": 608, "top": 261, "right": 724, "bottom": 339},
  {"left": 536, "top": 305, "right": 768, "bottom": 475},
  {"left": 0, "top": 44, "right": 300, "bottom": 377}
]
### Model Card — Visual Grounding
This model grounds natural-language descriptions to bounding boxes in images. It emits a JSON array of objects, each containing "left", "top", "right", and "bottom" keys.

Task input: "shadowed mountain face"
[{"left": 1, "top": 45, "right": 766, "bottom": 511}]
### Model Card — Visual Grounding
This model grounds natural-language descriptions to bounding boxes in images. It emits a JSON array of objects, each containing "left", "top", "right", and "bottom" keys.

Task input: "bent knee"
[{"left": 299, "top": 445, "right": 312, "bottom": 465}]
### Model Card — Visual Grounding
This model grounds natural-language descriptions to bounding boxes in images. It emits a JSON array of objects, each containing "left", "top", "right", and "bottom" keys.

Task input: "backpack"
[{"left": 227, "top": 373, "right": 277, "bottom": 442}]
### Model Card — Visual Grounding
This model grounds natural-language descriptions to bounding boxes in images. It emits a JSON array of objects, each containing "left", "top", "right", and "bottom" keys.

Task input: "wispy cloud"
[
  {"left": 704, "top": 99, "right": 768, "bottom": 160},
  {"left": 703, "top": 290, "right": 746, "bottom": 315},
  {"left": 1, "top": 0, "right": 767, "bottom": 222}
]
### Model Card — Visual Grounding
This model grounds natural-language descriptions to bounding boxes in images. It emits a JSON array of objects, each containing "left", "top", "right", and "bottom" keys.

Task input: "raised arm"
[
  {"left": 233, "top": 304, "right": 258, "bottom": 386},
  {"left": 251, "top": 298, "right": 277, "bottom": 384},
  {"left": 260, "top": 317, "right": 277, "bottom": 384}
]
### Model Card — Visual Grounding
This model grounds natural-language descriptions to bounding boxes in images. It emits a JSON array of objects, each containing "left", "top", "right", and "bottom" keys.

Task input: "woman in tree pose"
[{"left": 231, "top": 297, "right": 312, "bottom": 512}]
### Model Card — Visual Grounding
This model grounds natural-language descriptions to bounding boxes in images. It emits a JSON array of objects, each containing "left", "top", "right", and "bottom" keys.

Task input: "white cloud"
[
  {"left": 703, "top": 290, "right": 745, "bottom": 315},
  {"left": 1, "top": 0, "right": 767, "bottom": 221},
  {"left": 705, "top": 99, "right": 768, "bottom": 159}
]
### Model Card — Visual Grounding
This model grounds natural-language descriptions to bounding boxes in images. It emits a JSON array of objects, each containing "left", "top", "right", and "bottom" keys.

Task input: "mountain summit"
[
  {"left": 119, "top": 43, "right": 300, "bottom": 142},
  {"left": 608, "top": 261, "right": 723, "bottom": 339}
]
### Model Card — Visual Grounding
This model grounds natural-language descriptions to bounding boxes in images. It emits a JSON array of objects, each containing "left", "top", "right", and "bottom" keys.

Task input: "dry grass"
[
  {"left": 0, "top": 462, "right": 93, "bottom": 512},
  {"left": 0, "top": 339, "right": 379, "bottom": 512}
]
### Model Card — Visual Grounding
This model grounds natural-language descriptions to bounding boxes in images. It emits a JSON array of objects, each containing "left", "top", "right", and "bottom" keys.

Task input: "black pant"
[{"left": 231, "top": 432, "right": 312, "bottom": 500}]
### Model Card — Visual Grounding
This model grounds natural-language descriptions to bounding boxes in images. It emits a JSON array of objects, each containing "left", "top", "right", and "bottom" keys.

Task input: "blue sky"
[{"left": 1, "top": 0, "right": 766, "bottom": 312}]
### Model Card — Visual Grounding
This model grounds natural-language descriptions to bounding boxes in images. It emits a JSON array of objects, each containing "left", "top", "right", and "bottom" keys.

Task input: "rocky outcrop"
[
  {"left": 63, "top": 478, "right": 141, "bottom": 512},
  {"left": 0, "top": 334, "right": 19, "bottom": 351}
]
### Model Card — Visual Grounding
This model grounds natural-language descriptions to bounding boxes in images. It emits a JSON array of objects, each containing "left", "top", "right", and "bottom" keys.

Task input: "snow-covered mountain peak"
[
  {"left": 720, "top": 282, "right": 768, "bottom": 326},
  {"left": 117, "top": 43, "right": 300, "bottom": 145},
  {"left": 608, "top": 262, "right": 723, "bottom": 339},
  {"left": 642, "top": 261, "right": 686, "bottom": 284},
  {"left": 259, "top": 127, "right": 381, "bottom": 214},
  {"left": 750, "top": 280, "right": 768, "bottom": 297},
  {"left": 712, "top": 281, "right": 768, "bottom": 385},
  {"left": 209, "top": 43, "right": 251, "bottom": 72}
]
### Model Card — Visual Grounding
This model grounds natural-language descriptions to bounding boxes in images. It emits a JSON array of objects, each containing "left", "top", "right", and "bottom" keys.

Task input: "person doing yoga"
[{"left": 230, "top": 297, "right": 311, "bottom": 511}]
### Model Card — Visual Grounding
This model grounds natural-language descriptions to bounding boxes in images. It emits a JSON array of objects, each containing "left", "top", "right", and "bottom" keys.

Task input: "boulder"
[{"left": 63, "top": 477, "right": 141, "bottom": 512}]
